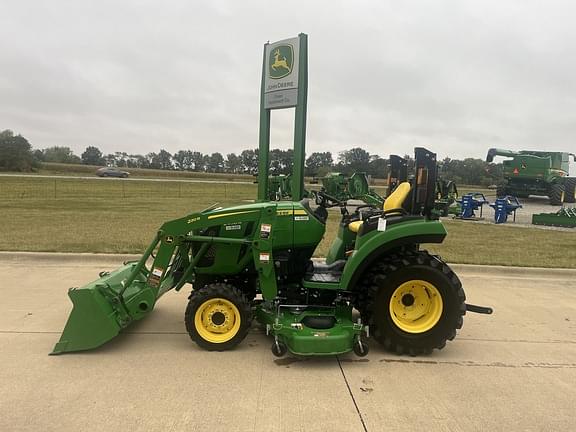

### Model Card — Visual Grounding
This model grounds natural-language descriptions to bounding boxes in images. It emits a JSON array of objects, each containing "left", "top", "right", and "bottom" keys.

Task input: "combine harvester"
[
  {"left": 52, "top": 34, "right": 491, "bottom": 358},
  {"left": 486, "top": 148, "right": 576, "bottom": 205}
]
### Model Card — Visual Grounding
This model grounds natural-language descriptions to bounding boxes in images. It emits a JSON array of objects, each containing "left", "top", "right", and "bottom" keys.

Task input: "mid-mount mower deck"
[{"left": 52, "top": 34, "right": 491, "bottom": 359}]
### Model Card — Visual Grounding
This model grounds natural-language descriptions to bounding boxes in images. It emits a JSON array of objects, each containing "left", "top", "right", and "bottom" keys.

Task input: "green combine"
[
  {"left": 486, "top": 148, "right": 576, "bottom": 204},
  {"left": 52, "top": 34, "right": 491, "bottom": 359}
]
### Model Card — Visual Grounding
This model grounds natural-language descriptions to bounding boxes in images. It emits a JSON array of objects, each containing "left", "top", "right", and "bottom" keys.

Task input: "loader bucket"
[{"left": 51, "top": 262, "right": 155, "bottom": 355}]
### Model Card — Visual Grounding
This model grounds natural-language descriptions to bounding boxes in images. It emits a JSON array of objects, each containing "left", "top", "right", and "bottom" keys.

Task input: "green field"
[{"left": 1, "top": 176, "right": 574, "bottom": 267}]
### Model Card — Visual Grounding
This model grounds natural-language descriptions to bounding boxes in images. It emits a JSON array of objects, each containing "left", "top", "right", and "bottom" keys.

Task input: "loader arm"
[{"left": 51, "top": 206, "right": 271, "bottom": 355}]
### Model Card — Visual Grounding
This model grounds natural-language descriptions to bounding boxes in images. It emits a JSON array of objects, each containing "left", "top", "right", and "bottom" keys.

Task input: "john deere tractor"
[
  {"left": 486, "top": 148, "right": 576, "bottom": 205},
  {"left": 52, "top": 34, "right": 490, "bottom": 358}
]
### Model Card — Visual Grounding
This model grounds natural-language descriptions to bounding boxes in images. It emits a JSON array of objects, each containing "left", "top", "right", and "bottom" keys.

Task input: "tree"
[
  {"left": 174, "top": 150, "right": 194, "bottom": 171},
  {"left": 0, "top": 130, "right": 34, "bottom": 172},
  {"left": 225, "top": 153, "right": 242, "bottom": 173},
  {"left": 32, "top": 149, "right": 44, "bottom": 162},
  {"left": 205, "top": 152, "right": 224, "bottom": 173},
  {"left": 132, "top": 154, "right": 150, "bottom": 169},
  {"left": 113, "top": 152, "right": 130, "bottom": 167},
  {"left": 269, "top": 148, "right": 293, "bottom": 175},
  {"left": 190, "top": 151, "right": 205, "bottom": 171},
  {"left": 305, "top": 151, "right": 333, "bottom": 176},
  {"left": 240, "top": 149, "right": 259, "bottom": 174},
  {"left": 146, "top": 152, "right": 160, "bottom": 169},
  {"left": 42, "top": 146, "right": 81, "bottom": 164},
  {"left": 368, "top": 156, "right": 388, "bottom": 178},
  {"left": 337, "top": 147, "right": 371, "bottom": 174},
  {"left": 104, "top": 153, "right": 117, "bottom": 166},
  {"left": 152, "top": 149, "right": 173, "bottom": 170},
  {"left": 81, "top": 146, "right": 105, "bottom": 166},
  {"left": 439, "top": 157, "right": 494, "bottom": 186}
]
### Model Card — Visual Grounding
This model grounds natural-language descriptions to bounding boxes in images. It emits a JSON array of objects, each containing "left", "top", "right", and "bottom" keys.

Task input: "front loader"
[{"left": 53, "top": 34, "right": 491, "bottom": 358}]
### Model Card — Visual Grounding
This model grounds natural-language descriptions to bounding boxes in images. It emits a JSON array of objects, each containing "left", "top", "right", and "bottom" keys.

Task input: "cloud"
[{"left": 1, "top": 0, "right": 576, "bottom": 164}]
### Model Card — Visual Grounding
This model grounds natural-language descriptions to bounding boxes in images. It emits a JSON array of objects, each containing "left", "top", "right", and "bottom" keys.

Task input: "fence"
[{"left": 0, "top": 176, "right": 257, "bottom": 201}]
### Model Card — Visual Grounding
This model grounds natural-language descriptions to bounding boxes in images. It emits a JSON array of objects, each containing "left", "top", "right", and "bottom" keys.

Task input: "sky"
[{"left": 1, "top": 0, "right": 576, "bottom": 164}]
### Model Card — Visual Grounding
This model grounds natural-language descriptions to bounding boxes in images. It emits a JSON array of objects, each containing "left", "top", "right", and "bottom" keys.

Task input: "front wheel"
[
  {"left": 185, "top": 283, "right": 252, "bottom": 351},
  {"left": 361, "top": 251, "right": 466, "bottom": 356}
]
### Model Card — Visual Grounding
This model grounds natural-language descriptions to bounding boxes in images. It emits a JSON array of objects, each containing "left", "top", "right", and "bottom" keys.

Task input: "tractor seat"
[{"left": 348, "top": 182, "right": 411, "bottom": 233}]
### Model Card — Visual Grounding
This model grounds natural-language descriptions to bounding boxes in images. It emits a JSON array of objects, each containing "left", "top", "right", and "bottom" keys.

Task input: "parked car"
[{"left": 96, "top": 167, "right": 130, "bottom": 178}]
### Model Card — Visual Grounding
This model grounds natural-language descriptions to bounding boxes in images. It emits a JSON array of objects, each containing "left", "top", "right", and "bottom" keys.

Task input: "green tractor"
[
  {"left": 267, "top": 173, "right": 293, "bottom": 200},
  {"left": 52, "top": 34, "right": 490, "bottom": 358},
  {"left": 486, "top": 148, "right": 576, "bottom": 205}
]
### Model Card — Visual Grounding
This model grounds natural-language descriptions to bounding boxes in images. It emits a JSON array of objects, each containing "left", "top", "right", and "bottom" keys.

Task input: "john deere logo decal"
[{"left": 269, "top": 45, "right": 293, "bottom": 79}]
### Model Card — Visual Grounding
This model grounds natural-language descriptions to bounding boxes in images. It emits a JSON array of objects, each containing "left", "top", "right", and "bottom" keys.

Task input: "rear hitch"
[{"left": 466, "top": 303, "right": 493, "bottom": 314}]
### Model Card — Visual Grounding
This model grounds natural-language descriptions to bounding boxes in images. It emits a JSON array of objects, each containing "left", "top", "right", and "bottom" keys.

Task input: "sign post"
[{"left": 257, "top": 33, "right": 308, "bottom": 201}]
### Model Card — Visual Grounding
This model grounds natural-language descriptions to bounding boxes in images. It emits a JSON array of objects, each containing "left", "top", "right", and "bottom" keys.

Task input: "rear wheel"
[
  {"left": 564, "top": 179, "right": 576, "bottom": 204},
  {"left": 185, "top": 283, "right": 252, "bottom": 351},
  {"left": 549, "top": 183, "right": 565, "bottom": 205},
  {"left": 358, "top": 251, "right": 466, "bottom": 356}
]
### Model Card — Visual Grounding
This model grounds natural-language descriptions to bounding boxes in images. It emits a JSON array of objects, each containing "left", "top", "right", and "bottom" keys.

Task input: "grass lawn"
[{"left": 1, "top": 177, "right": 575, "bottom": 267}]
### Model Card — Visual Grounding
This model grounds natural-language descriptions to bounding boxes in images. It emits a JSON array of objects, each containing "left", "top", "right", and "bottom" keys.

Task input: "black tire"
[
  {"left": 549, "top": 183, "right": 564, "bottom": 205},
  {"left": 357, "top": 251, "right": 466, "bottom": 356},
  {"left": 353, "top": 338, "right": 370, "bottom": 357},
  {"left": 271, "top": 340, "right": 288, "bottom": 357},
  {"left": 564, "top": 179, "right": 576, "bottom": 204},
  {"left": 185, "top": 283, "right": 252, "bottom": 351}
]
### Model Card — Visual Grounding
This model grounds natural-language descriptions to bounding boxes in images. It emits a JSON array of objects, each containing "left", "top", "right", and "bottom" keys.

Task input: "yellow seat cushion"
[
  {"left": 348, "top": 220, "right": 363, "bottom": 233},
  {"left": 348, "top": 182, "right": 411, "bottom": 233},
  {"left": 384, "top": 182, "right": 411, "bottom": 211}
]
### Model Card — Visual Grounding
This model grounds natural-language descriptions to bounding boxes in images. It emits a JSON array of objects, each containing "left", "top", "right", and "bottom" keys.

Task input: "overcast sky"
[{"left": 1, "top": 0, "right": 576, "bottom": 163}]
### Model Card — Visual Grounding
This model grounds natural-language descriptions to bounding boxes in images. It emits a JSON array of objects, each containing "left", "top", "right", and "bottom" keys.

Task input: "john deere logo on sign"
[{"left": 269, "top": 45, "right": 293, "bottom": 79}]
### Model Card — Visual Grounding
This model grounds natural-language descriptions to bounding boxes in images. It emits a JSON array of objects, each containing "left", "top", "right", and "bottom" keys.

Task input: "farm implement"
[{"left": 532, "top": 207, "right": 576, "bottom": 228}]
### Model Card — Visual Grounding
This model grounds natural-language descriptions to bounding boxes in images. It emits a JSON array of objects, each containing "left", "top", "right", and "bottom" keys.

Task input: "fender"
[{"left": 339, "top": 219, "right": 447, "bottom": 291}]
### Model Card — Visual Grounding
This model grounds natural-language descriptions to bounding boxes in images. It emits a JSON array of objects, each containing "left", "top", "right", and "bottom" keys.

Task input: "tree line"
[{"left": 0, "top": 129, "right": 501, "bottom": 185}]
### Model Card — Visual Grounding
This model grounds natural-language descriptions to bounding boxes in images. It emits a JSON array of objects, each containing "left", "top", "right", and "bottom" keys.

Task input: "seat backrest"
[{"left": 383, "top": 182, "right": 411, "bottom": 211}]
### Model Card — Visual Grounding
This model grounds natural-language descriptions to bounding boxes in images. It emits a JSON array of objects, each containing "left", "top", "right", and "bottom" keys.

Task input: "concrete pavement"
[{"left": 1, "top": 254, "right": 575, "bottom": 431}]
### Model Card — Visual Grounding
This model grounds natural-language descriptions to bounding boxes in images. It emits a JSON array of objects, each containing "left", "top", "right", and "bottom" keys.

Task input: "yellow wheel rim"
[
  {"left": 389, "top": 280, "right": 443, "bottom": 334},
  {"left": 194, "top": 298, "right": 241, "bottom": 343}
]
